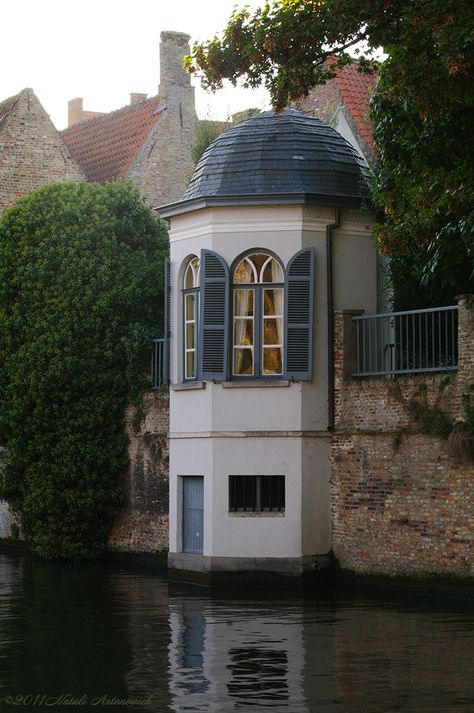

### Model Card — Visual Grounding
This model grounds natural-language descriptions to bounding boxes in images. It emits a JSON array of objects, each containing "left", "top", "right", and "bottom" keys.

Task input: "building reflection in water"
[
  {"left": 168, "top": 593, "right": 316, "bottom": 712},
  {"left": 0, "top": 553, "right": 473, "bottom": 713}
]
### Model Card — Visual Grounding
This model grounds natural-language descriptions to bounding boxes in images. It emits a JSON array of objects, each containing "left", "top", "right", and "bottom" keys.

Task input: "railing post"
[{"left": 456, "top": 294, "right": 474, "bottom": 392}]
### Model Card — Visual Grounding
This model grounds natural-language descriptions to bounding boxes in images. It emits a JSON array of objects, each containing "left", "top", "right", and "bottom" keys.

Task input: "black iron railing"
[{"left": 352, "top": 306, "right": 458, "bottom": 377}]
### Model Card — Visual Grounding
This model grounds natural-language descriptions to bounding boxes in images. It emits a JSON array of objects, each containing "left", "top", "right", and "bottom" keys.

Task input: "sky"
[{"left": 2, "top": 0, "right": 270, "bottom": 129}]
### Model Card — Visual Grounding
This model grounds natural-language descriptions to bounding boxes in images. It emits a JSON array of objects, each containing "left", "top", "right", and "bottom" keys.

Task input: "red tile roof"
[
  {"left": 83, "top": 110, "right": 105, "bottom": 122},
  {"left": 61, "top": 97, "right": 162, "bottom": 183},
  {"left": 333, "top": 62, "right": 378, "bottom": 152},
  {"left": 0, "top": 90, "right": 22, "bottom": 132}
]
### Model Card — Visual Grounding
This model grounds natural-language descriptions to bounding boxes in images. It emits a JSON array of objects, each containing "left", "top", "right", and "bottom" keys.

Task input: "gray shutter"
[
  {"left": 284, "top": 248, "right": 315, "bottom": 380},
  {"left": 198, "top": 250, "right": 229, "bottom": 381},
  {"left": 163, "top": 257, "right": 171, "bottom": 385}
]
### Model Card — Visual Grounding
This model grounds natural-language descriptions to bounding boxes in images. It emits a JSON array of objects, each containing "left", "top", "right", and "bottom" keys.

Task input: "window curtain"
[{"left": 233, "top": 288, "right": 253, "bottom": 374}]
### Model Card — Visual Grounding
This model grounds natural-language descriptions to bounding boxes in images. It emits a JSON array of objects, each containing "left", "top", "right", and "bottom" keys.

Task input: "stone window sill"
[
  {"left": 172, "top": 381, "right": 206, "bottom": 391},
  {"left": 221, "top": 380, "right": 290, "bottom": 389}
]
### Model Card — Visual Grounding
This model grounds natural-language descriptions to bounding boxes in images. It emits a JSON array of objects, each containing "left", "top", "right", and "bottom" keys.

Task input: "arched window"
[
  {"left": 232, "top": 252, "right": 284, "bottom": 377},
  {"left": 182, "top": 256, "right": 200, "bottom": 380}
]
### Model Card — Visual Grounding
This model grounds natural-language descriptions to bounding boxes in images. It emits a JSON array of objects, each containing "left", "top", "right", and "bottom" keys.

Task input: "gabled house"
[
  {"left": 293, "top": 61, "right": 378, "bottom": 165},
  {"left": 61, "top": 31, "right": 197, "bottom": 208},
  {"left": 0, "top": 89, "right": 85, "bottom": 214}
]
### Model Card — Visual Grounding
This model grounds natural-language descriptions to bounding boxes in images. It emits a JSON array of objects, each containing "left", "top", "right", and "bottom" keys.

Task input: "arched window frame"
[
  {"left": 182, "top": 256, "right": 200, "bottom": 380},
  {"left": 197, "top": 247, "right": 314, "bottom": 383},
  {"left": 231, "top": 250, "right": 285, "bottom": 379}
]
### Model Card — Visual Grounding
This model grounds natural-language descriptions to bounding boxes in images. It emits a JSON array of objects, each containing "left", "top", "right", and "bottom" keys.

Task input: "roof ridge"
[
  {"left": 61, "top": 95, "right": 159, "bottom": 133},
  {"left": 0, "top": 89, "right": 26, "bottom": 132}
]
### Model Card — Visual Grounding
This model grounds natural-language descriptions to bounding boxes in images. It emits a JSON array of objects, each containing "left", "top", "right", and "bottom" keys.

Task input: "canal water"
[{"left": 0, "top": 552, "right": 473, "bottom": 713}]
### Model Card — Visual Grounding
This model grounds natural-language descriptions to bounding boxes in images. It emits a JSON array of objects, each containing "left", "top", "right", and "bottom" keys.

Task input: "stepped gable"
[{"left": 61, "top": 97, "right": 162, "bottom": 183}]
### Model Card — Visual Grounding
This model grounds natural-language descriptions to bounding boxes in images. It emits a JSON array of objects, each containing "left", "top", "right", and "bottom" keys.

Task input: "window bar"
[
  {"left": 444, "top": 309, "right": 448, "bottom": 366},
  {"left": 157, "top": 340, "right": 162, "bottom": 388},
  {"left": 356, "top": 320, "right": 360, "bottom": 374},
  {"left": 452, "top": 309, "right": 456, "bottom": 366},
  {"left": 398, "top": 314, "right": 402, "bottom": 372},
  {"left": 378, "top": 317, "right": 382, "bottom": 373},
  {"left": 424, "top": 314, "right": 430, "bottom": 368},
  {"left": 437, "top": 310, "right": 441, "bottom": 368},
  {"left": 405, "top": 314, "right": 409, "bottom": 372},
  {"left": 368, "top": 317, "right": 372, "bottom": 373},
  {"left": 418, "top": 312, "right": 422, "bottom": 370}
]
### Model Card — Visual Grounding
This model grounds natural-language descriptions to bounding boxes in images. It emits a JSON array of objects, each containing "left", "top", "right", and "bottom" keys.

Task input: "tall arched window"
[
  {"left": 182, "top": 256, "right": 200, "bottom": 379},
  {"left": 233, "top": 252, "right": 284, "bottom": 377}
]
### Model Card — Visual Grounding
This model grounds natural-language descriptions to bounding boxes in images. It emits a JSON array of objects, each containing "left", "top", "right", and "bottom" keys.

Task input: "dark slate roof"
[{"left": 158, "top": 109, "right": 368, "bottom": 217}]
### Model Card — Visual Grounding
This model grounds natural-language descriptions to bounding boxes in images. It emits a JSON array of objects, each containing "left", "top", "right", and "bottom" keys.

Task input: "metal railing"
[
  {"left": 151, "top": 338, "right": 165, "bottom": 388},
  {"left": 352, "top": 305, "right": 458, "bottom": 377}
]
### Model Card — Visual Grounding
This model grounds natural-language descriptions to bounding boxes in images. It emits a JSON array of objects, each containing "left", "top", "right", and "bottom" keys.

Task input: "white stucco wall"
[{"left": 166, "top": 203, "right": 376, "bottom": 568}]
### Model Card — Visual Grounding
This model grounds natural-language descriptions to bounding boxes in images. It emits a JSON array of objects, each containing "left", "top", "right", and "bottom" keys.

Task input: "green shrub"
[{"left": 0, "top": 181, "right": 168, "bottom": 558}]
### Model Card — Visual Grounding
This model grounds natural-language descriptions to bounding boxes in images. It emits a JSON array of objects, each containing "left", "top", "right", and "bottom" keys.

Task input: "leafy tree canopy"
[
  {"left": 191, "top": 118, "right": 231, "bottom": 164},
  {"left": 186, "top": 0, "right": 473, "bottom": 114},
  {"left": 186, "top": 0, "right": 474, "bottom": 301},
  {"left": 0, "top": 182, "right": 168, "bottom": 558}
]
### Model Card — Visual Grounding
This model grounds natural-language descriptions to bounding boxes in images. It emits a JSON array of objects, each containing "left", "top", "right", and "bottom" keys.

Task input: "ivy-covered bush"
[{"left": 0, "top": 181, "right": 168, "bottom": 558}]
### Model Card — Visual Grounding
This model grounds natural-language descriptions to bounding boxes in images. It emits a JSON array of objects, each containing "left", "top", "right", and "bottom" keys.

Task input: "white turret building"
[{"left": 158, "top": 110, "right": 377, "bottom": 582}]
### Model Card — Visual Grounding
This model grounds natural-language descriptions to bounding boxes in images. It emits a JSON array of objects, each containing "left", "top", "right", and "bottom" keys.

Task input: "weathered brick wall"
[
  {"left": 0, "top": 89, "right": 85, "bottom": 214},
  {"left": 107, "top": 392, "right": 170, "bottom": 554},
  {"left": 292, "top": 78, "right": 341, "bottom": 125},
  {"left": 331, "top": 297, "right": 474, "bottom": 577}
]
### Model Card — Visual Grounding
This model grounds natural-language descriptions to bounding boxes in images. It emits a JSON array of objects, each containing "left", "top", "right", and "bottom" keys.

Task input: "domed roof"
[{"left": 158, "top": 109, "right": 368, "bottom": 217}]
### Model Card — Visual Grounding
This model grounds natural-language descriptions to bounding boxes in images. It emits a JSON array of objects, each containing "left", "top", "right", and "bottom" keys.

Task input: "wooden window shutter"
[
  {"left": 163, "top": 257, "right": 171, "bottom": 385},
  {"left": 284, "top": 247, "right": 315, "bottom": 380},
  {"left": 198, "top": 250, "right": 229, "bottom": 381}
]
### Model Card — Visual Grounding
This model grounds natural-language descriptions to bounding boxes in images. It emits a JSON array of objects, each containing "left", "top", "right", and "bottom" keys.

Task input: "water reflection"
[
  {"left": 168, "top": 597, "right": 310, "bottom": 711},
  {"left": 0, "top": 553, "right": 473, "bottom": 713}
]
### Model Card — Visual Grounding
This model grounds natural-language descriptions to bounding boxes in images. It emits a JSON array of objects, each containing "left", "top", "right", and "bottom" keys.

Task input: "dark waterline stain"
[{"left": 0, "top": 552, "right": 473, "bottom": 713}]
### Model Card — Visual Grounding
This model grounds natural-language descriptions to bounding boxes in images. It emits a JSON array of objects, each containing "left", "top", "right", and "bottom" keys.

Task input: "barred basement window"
[{"left": 229, "top": 475, "right": 285, "bottom": 512}]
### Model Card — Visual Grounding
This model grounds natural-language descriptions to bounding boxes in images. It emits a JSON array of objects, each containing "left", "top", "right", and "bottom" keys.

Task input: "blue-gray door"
[{"left": 182, "top": 476, "right": 204, "bottom": 554}]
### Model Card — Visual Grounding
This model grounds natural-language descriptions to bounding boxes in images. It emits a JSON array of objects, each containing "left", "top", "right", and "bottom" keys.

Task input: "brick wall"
[
  {"left": 107, "top": 392, "right": 170, "bottom": 554},
  {"left": 331, "top": 297, "right": 474, "bottom": 577},
  {"left": 0, "top": 89, "right": 85, "bottom": 214}
]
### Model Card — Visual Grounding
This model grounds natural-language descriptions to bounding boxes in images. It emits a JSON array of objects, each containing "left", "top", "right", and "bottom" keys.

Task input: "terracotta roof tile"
[
  {"left": 333, "top": 62, "right": 378, "bottom": 152},
  {"left": 61, "top": 97, "right": 162, "bottom": 183},
  {"left": 0, "top": 90, "right": 22, "bottom": 132},
  {"left": 82, "top": 110, "right": 105, "bottom": 122}
]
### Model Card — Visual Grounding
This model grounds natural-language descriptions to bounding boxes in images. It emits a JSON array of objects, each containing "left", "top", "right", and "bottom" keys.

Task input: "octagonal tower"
[{"left": 158, "top": 110, "right": 377, "bottom": 583}]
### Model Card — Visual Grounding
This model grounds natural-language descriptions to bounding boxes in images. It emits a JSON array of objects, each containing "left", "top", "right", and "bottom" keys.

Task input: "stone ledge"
[
  {"left": 168, "top": 552, "right": 332, "bottom": 578},
  {"left": 172, "top": 381, "right": 206, "bottom": 391},
  {"left": 221, "top": 380, "right": 290, "bottom": 388}
]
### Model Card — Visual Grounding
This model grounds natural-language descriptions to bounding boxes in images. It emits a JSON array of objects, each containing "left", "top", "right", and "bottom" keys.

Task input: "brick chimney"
[
  {"left": 68, "top": 97, "right": 83, "bottom": 127},
  {"left": 130, "top": 93, "right": 147, "bottom": 105}
]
